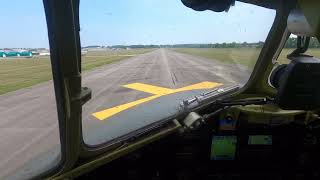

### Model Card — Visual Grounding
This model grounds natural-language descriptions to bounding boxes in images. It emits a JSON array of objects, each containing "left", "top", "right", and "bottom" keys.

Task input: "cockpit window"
[
  {"left": 80, "top": 1, "right": 276, "bottom": 145},
  {"left": 0, "top": 1, "right": 61, "bottom": 179},
  {"left": 276, "top": 36, "right": 320, "bottom": 65}
]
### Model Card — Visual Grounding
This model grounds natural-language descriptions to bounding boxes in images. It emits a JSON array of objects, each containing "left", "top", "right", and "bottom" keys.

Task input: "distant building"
[
  {"left": 37, "top": 49, "right": 50, "bottom": 56},
  {"left": 81, "top": 50, "right": 88, "bottom": 55},
  {"left": 0, "top": 50, "right": 6, "bottom": 57},
  {"left": 0, "top": 49, "right": 32, "bottom": 58},
  {"left": 39, "top": 52, "right": 50, "bottom": 56}
]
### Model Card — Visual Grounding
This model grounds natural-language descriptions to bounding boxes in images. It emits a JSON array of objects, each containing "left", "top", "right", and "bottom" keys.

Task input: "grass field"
[
  {"left": 1, "top": 47, "right": 320, "bottom": 95},
  {"left": 174, "top": 48, "right": 320, "bottom": 68},
  {"left": 277, "top": 48, "right": 320, "bottom": 64},
  {"left": 174, "top": 48, "right": 261, "bottom": 69},
  {"left": 0, "top": 48, "right": 154, "bottom": 95}
]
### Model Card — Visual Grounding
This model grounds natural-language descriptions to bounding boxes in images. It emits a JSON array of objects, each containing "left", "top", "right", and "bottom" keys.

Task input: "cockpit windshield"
[
  {"left": 0, "top": 1, "right": 60, "bottom": 179},
  {"left": 80, "top": 0, "right": 276, "bottom": 145}
]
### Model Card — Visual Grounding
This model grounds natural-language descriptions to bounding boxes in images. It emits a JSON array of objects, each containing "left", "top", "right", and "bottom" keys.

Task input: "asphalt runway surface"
[{"left": 0, "top": 49, "right": 249, "bottom": 179}]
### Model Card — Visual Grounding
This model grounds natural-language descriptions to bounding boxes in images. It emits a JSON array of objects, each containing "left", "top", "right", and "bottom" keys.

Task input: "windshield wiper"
[
  {"left": 104, "top": 85, "right": 270, "bottom": 151},
  {"left": 105, "top": 85, "right": 241, "bottom": 150},
  {"left": 202, "top": 97, "right": 273, "bottom": 119},
  {"left": 179, "top": 85, "right": 240, "bottom": 112},
  {"left": 178, "top": 85, "right": 274, "bottom": 131}
]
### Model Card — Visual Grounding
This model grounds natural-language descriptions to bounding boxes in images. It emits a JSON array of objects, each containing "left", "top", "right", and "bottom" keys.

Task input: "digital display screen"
[
  {"left": 219, "top": 119, "right": 236, "bottom": 131},
  {"left": 248, "top": 135, "right": 272, "bottom": 145},
  {"left": 211, "top": 136, "right": 237, "bottom": 160}
]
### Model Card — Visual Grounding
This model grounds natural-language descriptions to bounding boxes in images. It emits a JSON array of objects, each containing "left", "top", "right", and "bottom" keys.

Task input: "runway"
[{"left": 0, "top": 48, "right": 250, "bottom": 179}]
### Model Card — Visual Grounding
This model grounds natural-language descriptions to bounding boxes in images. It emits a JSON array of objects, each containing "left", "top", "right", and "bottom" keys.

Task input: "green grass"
[
  {"left": 82, "top": 56, "right": 125, "bottom": 71},
  {"left": 174, "top": 48, "right": 320, "bottom": 68},
  {"left": 0, "top": 48, "right": 154, "bottom": 95},
  {"left": 85, "top": 48, "right": 154, "bottom": 56},
  {"left": 174, "top": 48, "right": 261, "bottom": 69},
  {"left": 277, "top": 48, "right": 320, "bottom": 64},
  {"left": 2, "top": 47, "right": 319, "bottom": 95}
]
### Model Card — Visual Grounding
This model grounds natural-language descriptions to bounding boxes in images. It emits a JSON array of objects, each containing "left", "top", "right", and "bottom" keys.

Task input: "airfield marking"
[{"left": 92, "top": 81, "right": 223, "bottom": 120}]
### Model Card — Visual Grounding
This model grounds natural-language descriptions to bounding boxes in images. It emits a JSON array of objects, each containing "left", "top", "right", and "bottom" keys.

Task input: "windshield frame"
[
  {"left": 78, "top": 3, "right": 281, "bottom": 157},
  {"left": 38, "top": 0, "right": 297, "bottom": 179},
  {"left": 33, "top": 0, "right": 84, "bottom": 179},
  {"left": 239, "top": 2, "right": 296, "bottom": 97}
]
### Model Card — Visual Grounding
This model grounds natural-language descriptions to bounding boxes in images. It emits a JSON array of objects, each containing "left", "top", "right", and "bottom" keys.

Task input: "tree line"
[
  {"left": 284, "top": 37, "right": 320, "bottom": 48},
  {"left": 87, "top": 37, "right": 319, "bottom": 49},
  {"left": 108, "top": 42, "right": 265, "bottom": 49}
]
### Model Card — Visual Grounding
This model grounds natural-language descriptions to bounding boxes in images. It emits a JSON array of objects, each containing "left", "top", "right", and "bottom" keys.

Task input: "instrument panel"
[
  {"left": 209, "top": 104, "right": 315, "bottom": 168},
  {"left": 78, "top": 104, "right": 320, "bottom": 179}
]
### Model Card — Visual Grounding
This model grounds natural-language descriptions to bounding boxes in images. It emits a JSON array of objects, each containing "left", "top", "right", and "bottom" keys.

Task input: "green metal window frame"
[{"left": 37, "top": 0, "right": 298, "bottom": 179}]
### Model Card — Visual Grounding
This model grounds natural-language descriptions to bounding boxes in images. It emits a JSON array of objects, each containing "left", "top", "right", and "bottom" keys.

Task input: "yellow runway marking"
[
  {"left": 123, "top": 83, "right": 174, "bottom": 95},
  {"left": 92, "top": 81, "right": 223, "bottom": 120}
]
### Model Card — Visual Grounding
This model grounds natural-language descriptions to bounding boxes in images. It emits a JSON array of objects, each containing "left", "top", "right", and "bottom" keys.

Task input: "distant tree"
[
  {"left": 309, "top": 37, "right": 320, "bottom": 48},
  {"left": 284, "top": 37, "right": 319, "bottom": 48},
  {"left": 284, "top": 37, "right": 297, "bottom": 48},
  {"left": 257, "top": 41, "right": 264, "bottom": 48},
  {"left": 104, "top": 37, "right": 320, "bottom": 49}
]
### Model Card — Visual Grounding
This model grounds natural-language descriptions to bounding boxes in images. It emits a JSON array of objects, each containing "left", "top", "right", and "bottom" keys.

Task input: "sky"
[{"left": 0, "top": 0, "right": 276, "bottom": 48}]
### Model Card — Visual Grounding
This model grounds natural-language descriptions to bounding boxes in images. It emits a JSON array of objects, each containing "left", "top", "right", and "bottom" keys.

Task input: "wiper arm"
[
  {"left": 215, "top": 97, "right": 272, "bottom": 106},
  {"left": 179, "top": 85, "right": 240, "bottom": 112},
  {"left": 178, "top": 85, "right": 274, "bottom": 131},
  {"left": 203, "top": 97, "right": 273, "bottom": 120}
]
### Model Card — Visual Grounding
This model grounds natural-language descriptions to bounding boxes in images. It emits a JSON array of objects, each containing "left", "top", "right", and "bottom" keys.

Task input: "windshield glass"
[
  {"left": 80, "top": 1, "right": 276, "bottom": 145},
  {"left": 276, "top": 36, "right": 320, "bottom": 65},
  {"left": 0, "top": 1, "right": 61, "bottom": 179}
]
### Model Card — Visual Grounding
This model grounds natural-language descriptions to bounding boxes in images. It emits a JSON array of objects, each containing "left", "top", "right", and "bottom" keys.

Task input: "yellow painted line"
[
  {"left": 93, "top": 95, "right": 161, "bottom": 120},
  {"left": 123, "top": 81, "right": 223, "bottom": 95},
  {"left": 92, "top": 81, "right": 223, "bottom": 120},
  {"left": 123, "top": 83, "right": 174, "bottom": 95},
  {"left": 173, "top": 81, "right": 222, "bottom": 93}
]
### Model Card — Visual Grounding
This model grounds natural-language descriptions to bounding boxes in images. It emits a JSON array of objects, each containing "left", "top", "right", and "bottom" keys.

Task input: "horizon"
[{"left": 1, "top": 41, "right": 267, "bottom": 49}]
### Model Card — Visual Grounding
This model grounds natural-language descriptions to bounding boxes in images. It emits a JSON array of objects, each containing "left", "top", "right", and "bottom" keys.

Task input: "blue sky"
[{"left": 0, "top": 0, "right": 276, "bottom": 48}]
